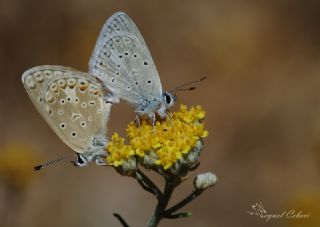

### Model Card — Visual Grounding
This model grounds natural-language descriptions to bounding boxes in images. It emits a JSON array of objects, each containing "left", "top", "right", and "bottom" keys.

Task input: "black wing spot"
[
  {"left": 144, "top": 61, "right": 148, "bottom": 66},
  {"left": 135, "top": 82, "right": 139, "bottom": 85},
  {"left": 133, "top": 54, "right": 138, "bottom": 58},
  {"left": 71, "top": 132, "right": 77, "bottom": 137},
  {"left": 119, "top": 55, "right": 123, "bottom": 59},
  {"left": 147, "top": 80, "right": 152, "bottom": 84},
  {"left": 117, "top": 65, "right": 120, "bottom": 68},
  {"left": 124, "top": 52, "right": 129, "bottom": 56},
  {"left": 99, "top": 62, "right": 103, "bottom": 66}
]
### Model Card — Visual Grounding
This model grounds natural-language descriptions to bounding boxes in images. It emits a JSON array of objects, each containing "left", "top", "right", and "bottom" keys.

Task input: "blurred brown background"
[{"left": 1, "top": 0, "right": 320, "bottom": 226}]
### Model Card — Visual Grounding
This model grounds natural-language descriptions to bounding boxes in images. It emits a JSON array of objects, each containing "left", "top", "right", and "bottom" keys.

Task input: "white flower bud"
[{"left": 194, "top": 172, "right": 217, "bottom": 190}]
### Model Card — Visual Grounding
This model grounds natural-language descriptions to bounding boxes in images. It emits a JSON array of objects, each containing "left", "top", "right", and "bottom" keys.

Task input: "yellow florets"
[
  {"left": 107, "top": 133, "right": 135, "bottom": 167},
  {"left": 107, "top": 105, "right": 208, "bottom": 171}
]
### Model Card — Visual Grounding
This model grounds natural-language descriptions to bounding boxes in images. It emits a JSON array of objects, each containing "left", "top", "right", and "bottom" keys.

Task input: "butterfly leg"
[
  {"left": 163, "top": 111, "right": 173, "bottom": 126},
  {"left": 104, "top": 92, "right": 120, "bottom": 104},
  {"left": 134, "top": 111, "right": 141, "bottom": 127},
  {"left": 95, "top": 156, "right": 107, "bottom": 166},
  {"left": 151, "top": 113, "right": 156, "bottom": 126}
]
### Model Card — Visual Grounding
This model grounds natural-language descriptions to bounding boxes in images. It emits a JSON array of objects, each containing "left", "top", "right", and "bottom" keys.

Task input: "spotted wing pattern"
[
  {"left": 89, "top": 12, "right": 163, "bottom": 107},
  {"left": 22, "top": 65, "right": 111, "bottom": 154}
]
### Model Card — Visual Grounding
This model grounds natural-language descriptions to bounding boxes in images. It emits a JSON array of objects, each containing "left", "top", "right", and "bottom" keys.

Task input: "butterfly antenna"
[
  {"left": 169, "top": 76, "right": 207, "bottom": 93},
  {"left": 34, "top": 156, "right": 66, "bottom": 171}
]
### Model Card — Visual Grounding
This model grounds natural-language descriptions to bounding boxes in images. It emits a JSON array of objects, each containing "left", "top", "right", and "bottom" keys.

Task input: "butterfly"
[
  {"left": 89, "top": 12, "right": 204, "bottom": 125},
  {"left": 22, "top": 65, "right": 112, "bottom": 167}
]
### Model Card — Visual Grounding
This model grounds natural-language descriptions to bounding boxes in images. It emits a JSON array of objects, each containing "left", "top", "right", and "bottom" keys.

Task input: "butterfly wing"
[
  {"left": 22, "top": 65, "right": 111, "bottom": 154},
  {"left": 89, "top": 11, "right": 163, "bottom": 106}
]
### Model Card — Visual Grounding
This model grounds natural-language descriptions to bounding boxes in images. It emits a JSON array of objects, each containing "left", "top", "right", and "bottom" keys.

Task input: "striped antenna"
[
  {"left": 168, "top": 76, "right": 207, "bottom": 93},
  {"left": 34, "top": 156, "right": 65, "bottom": 171}
]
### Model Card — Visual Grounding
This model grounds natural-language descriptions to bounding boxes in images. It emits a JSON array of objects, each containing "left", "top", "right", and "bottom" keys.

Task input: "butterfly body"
[
  {"left": 89, "top": 12, "right": 176, "bottom": 122},
  {"left": 22, "top": 65, "right": 112, "bottom": 167}
]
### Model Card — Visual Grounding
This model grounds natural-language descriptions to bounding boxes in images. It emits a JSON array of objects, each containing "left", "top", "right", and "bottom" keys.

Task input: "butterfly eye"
[
  {"left": 163, "top": 92, "right": 175, "bottom": 107},
  {"left": 77, "top": 155, "right": 85, "bottom": 164},
  {"left": 165, "top": 93, "right": 171, "bottom": 104}
]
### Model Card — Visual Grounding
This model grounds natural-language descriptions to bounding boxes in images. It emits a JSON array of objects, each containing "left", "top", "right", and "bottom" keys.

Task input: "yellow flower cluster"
[
  {"left": 106, "top": 105, "right": 208, "bottom": 171},
  {"left": 107, "top": 133, "right": 135, "bottom": 167}
]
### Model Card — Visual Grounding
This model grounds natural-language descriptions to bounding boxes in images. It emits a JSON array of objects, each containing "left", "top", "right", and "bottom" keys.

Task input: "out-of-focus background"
[{"left": 1, "top": 0, "right": 320, "bottom": 226}]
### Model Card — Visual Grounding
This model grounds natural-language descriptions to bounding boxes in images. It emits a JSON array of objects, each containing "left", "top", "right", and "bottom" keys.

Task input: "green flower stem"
[
  {"left": 147, "top": 177, "right": 180, "bottom": 227},
  {"left": 136, "top": 168, "right": 162, "bottom": 198},
  {"left": 136, "top": 174, "right": 155, "bottom": 195},
  {"left": 163, "top": 189, "right": 204, "bottom": 217},
  {"left": 113, "top": 213, "right": 130, "bottom": 227},
  {"left": 164, "top": 212, "right": 192, "bottom": 219}
]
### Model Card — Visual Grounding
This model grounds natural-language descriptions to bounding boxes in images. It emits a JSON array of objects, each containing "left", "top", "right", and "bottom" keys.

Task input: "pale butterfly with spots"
[
  {"left": 22, "top": 65, "right": 112, "bottom": 167},
  {"left": 89, "top": 11, "right": 205, "bottom": 125}
]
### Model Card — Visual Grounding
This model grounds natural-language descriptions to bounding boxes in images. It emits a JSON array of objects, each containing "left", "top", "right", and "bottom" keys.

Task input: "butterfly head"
[
  {"left": 163, "top": 92, "right": 176, "bottom": 109},
  {"left": 72, "top": 154, "right": 89, "bottom": 167}
]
